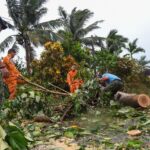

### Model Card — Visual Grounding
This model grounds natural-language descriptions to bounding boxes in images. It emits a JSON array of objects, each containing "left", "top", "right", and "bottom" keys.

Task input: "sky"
[{"left": 0, "top": 0, "right": 150, "bottom": 61}]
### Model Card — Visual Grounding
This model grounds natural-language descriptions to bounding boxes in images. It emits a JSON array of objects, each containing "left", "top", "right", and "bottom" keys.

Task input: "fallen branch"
[
  {"left": 60, "top": 104, "right": 73, "bottom": 122},
  {"left": 48, "top": 82, "right": 70, "bottom": 94},
  {"left": 22, "top": 76, "right": 70, "bottom": 96}
]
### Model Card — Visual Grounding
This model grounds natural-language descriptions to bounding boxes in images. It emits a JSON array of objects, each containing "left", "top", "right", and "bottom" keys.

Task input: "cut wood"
[
  {"left": 137, "top": 94, "right": 150, "bottom": 108},
  {"left": 127, "top": 130, "right": 142, "bottom": 136},
  {"left": 115, "top": 91, "right": 150, "bottom": 108}
]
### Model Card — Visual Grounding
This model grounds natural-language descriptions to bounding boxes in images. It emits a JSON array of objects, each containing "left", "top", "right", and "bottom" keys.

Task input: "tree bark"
[
  {"left": 115, "top": 91, "right": 150, "bottom": 108},
  {"left": 91, "top": 36, "right": 96, "bottom": 77},
  {"left": 22, "top": 33, "right": 32, "bottom": 74}
]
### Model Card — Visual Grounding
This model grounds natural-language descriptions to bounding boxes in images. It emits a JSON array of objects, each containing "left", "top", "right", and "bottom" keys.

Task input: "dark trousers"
[{"left": 103, "top": 80, "right": 123, "bottom": 96}]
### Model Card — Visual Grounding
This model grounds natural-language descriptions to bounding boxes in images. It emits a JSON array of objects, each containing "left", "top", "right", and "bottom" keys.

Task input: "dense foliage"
[
  {"left": 31, "top": 41, "right": 77, "bottom": 88},
  {"left": 1, "top": 1, "right": 150, "bottom": 150}
]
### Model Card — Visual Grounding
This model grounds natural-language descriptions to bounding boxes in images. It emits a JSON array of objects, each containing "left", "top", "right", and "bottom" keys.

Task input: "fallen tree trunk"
[{"left": 114, "top": 91, "right": 150, "bottom": 108}]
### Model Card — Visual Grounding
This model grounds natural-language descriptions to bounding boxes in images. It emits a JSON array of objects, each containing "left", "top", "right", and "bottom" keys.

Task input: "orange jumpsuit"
[
  {"left": 3, "top": 54, "right": 23, "bottom": 99},
  {"left": 67, "top": 69, "right": 83, "bottom": 93}
]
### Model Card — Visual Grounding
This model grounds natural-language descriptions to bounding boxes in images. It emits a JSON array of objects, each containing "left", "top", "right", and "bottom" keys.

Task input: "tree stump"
[{"left": 114, "top": 91, "right": 150, "bottom": 108}]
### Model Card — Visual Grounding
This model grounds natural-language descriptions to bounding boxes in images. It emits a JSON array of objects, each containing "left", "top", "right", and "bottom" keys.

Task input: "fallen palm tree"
[{"left": 115, "top": 91, "right": 150, "bottom": 108}]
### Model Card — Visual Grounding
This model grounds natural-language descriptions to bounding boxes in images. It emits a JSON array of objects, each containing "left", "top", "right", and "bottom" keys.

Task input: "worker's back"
[
  {"left": 3, "top": 54, "right": 20, "bottom": 78},
  {"left": 102, "top": 73, "right": 121, "bottom": 84}
]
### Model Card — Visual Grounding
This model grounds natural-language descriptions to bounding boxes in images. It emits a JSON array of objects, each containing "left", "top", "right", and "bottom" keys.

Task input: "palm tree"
[
  {"left": 126, "top": 39, "right": 145, "bottom": 59},
  {"left": 0, "top": 16, "right": 14, "bottom": 31},
  {"left": 0, "top": 0, "right": 62, "bottom": 73},
  {"left": 138, "top": 56, "right": 150, "bottom": 69},
  {"left": 57, "top": 7, "right": 103, "bottom": 44},
  {"left": 105, "top": 29, "right": 128, "bottom": 55}
]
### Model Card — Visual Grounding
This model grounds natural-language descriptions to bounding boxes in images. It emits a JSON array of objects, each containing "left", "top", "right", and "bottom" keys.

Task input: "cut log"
[
  {"left": 114, "top": 91, "right": 150, "bottom": 108},
  {"left": 137, "top": 94, "right": 150, "bottom": 108}
]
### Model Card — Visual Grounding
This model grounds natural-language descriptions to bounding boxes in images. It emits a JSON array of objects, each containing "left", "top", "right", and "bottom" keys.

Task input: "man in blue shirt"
[{"left": 99, "top": 73, "right": 123, "bottom": 95}]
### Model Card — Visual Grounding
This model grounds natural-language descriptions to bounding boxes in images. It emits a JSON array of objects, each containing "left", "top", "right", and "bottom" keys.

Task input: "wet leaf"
[
  {"left": 0, "top": 138, "right": 10, "bottom": 150},
  {"left": 118, "top": 107, "right": 134, "bottom": 114},
  {"left": 25, "top": 132, "right": 34, "bottom": 142},
  {"left": 127, "top": 139, "right": 143, "bottom": 149},
  {"left": 35, "top": 96, "right": 41, "bottom": 102},
  {"left": 29, "top": 91, "right": 35, "bottom": 98},
  {"left": 142, "top": 120, "right": 150, "bottom": 126},
  {"left": 21, "top": 93, "right": 28, "bottom": 99},
  {"left": 64, "top": 131, "right": 74, "bottom": 138},
  {"left": 0, "top": 125, "right": 6, "bottom": 139},
  {"left": 32, "top": 131, "right": 41, "bottom": 137}
]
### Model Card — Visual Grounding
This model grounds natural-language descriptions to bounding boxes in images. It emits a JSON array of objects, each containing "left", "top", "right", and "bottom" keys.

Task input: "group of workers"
[
  {"left": 66, "top": 64, "right": 123, "bottom": 95},
  {"left": 0, "top": 17, "right": 123, "bottom": 101},
  {"left": 0, "top": 48, "right": 123, "bottom": 101}
]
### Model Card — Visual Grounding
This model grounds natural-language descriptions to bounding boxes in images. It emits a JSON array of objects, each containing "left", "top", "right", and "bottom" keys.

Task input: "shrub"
[{"left": 31, "top": 41, "right": 77, "bottom": 88}]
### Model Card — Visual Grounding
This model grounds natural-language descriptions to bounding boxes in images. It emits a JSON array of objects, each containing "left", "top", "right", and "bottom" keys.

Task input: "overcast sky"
[{"left": 0, "top": 0, "right": 150, "bottom": 60}]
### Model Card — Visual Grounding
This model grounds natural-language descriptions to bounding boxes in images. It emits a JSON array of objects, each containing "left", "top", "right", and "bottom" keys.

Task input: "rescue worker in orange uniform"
[
  {"left": 3, "top": 49, "right": 25, "bottom": 100},
  {"left": 67, "top": 65, "right": 83, "bottom": 93}
]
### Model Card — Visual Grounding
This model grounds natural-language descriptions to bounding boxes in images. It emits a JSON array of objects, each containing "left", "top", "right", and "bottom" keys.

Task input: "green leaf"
[
  {"left": 0, "top": 138, "right": 10, "bottom": 150},
  {"left": 127, "top": 140, "right": 143, "bottom": 149},
  {"left": 0, "top": 126, "right": 6, "bottom": 139},
  {"left": 64, "top": 131, "right": 74, "bottom": 138},
  {"left": 6, "top": 131, "right": 27, "bottom": 150},
  {"left": 118, "top": 107, "right": 134, "bottom": 114},
  {"left": 32, "top": 131, "right": 41, "bottom": 137},
  {"left": 29, "top": 91, "right": 35, "bottom": 98},
  {"left": 5, "top": 123, "right": 28, "bottom": 150},
  {"left": 35, "top": 96, "right": 41, "bottom": 102},
  {"left": 142, "top": 119, "right": 150, "bottom": 126},
  {"left": 21, "top": 93, "right": 28, "bottom": 99},
  {"left": 24, "top": 132, "right": 34, "bottom": 142}
]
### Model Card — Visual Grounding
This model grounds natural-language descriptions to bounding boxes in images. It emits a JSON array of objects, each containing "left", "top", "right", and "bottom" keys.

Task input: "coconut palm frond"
[
  {"left": 81, "top": 36, "right": 105, "bottom": 48},
  {"left": 75, "top": 21, "right": 103, "bottom": 39},
  {"left": 58, "top": 6, "right": 68, "bottom": 20},
  {"left": 133, "top": 47, "right": 145, "bottom": 54},
  {"left": 0, "top": 17, "right": 14, "bottom": 30},
  {"left": 34, "top": 19, "right": 62, "bottom": 30},
  {"left": 58, "top": 7, "right": 102, "bottom": 42},
  {"left": 6, "top": 0, "right": 22, "bottom": 28},
  {"left": 126, "top": 38, "right": 145, "bottom": 59},
  {"left": 11, "top": 42, "right": 19, "bottom": 52},
  {"left": 29, "top": 29, "right": 63, "bottom": 46},
  {"left": 0, "top": 36, "right": 14, "bottom": 52},
  {"left": 105, "top": 29, "right": 128, "bottom": 54},
  {"left": 138, "top": 55, "right": 150, "bottom": 68}
]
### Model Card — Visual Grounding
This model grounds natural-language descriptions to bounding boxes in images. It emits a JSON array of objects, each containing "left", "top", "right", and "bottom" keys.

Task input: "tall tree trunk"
[
  {"left": 130, "top": 53, "right": 133, "bottom": 59},
  {"left": 22, "top": 33, "right": 32, "bottom": 74},
  {"left": 91, "top": 36, "right": 96, "bottom": 77}
]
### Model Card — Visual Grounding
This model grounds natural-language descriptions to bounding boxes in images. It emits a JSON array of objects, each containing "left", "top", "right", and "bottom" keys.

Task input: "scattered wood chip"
[{"left": 127, "top": 130, "right": 142, "bottom": 136}]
